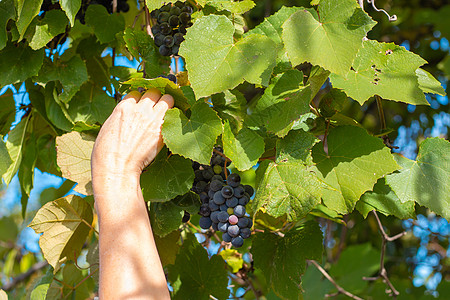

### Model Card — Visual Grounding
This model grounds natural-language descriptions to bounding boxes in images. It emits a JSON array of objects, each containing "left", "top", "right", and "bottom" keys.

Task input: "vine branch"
[{"left": 308, "top": 260, "right": 364, "bottom": 300}]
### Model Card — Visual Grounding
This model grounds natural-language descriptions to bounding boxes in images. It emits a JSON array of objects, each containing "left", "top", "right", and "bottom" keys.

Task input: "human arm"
[{"left": 91, "top": 89, "right": 173, "bottom": 299}]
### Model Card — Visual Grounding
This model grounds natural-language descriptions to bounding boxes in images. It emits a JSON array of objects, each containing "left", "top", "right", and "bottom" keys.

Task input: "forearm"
[{"left": 94, "top": 174, "right": 170, "bottom": 300}]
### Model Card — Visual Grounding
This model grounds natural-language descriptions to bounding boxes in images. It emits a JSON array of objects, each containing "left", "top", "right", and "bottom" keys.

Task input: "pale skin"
[{"left": 91, "top": 89, "right": 173, "bottom": 300}]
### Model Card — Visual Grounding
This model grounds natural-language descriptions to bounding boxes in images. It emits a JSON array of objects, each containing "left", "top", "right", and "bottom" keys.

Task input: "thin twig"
[
  {"left": 308, "top": 260, "right": 364, "bottom": 300},
  {"left": 1, "top": 261, "right": 49, "bottom": 291},
  {"left": 213, "top": 148, "right": 232, "bottom": 162},
  {"left": 144, "top": 5, "right": 152, "bottom": 36}
]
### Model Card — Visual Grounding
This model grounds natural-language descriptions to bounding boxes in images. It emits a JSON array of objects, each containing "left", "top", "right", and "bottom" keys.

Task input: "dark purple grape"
[
  {"left": 150, "top": 9, "right": 159, "bottom": 19},
  {"left": 151, "top": 25, "right": 161, "bottom": 35},
  {"left": 212, "top": 222, "right": 219, "bottom": 231},
  {"left": 238, "top": 195, "right": 249, "bottom": 206},
  {"left": 167, "top": 74, "right": 176, "bottom": 83},
  {"left": 171, "top": 45, "right": 180, "bottom": 55},
  {"left": 182, "top": 211, "right": 190, "bottom": 223},
  {"left": 210, "top": 211, "right": 220, "bottom": 223},
  {"left": 202, "top": 167, "right": 214, "bottom": 180},
  {"left": 208, "top": 189, "right": 215, "bottom": 198},
  {"left": 240, "top": 228, "right": 251, "bottom": 239},
  {"left": 160, "top": 4, "right": 171, "bottom": 12},
  {"left": 237, "top": 217, "right": 249, "bottom": 228},
  {"left": 220, "top": 204, "right": 228, "bottom": 211},
  {"left": 228, "top": 225, "right": 240, "bottom": 237},
  {"left": 199, "top": 192, "right": 209, "bottom": 203},
  {"left": 221, "top": 186, "right": 234, "bottom": 198},
  {"left": 199, "top": 204, "right": 210, "bottom": 217},
  {"left": 169, "top": 15, "right": 179, "bottom": 27},
  {"left": 232, "top": 236, "right": 244, "bottom": 248},
  {"left": 225, "top": 197, "right": 238, "bottom": 208},
  {"left": 209, "top": 200, "right": 219, "bottom": 212},
  {"left": 218, "top": 222, "right": 228, "bottom": 232},
  {"left": 218, "top": 211, "right": 229, "bottom": 223},
  {"left": 154, "top": 34, "right": 164, "bottom": 47},
  {"left": 211, "top": 175, "right": 223, "bottom": 182},
  {"left": 181, "top": 5, "right": 193, "bottom": 14},
  {"left": 158, "top": 11, "right": 169, "bottom": 23},
  {"left": 247, "top": 218, "right": 253, "bottom": 228},
  {"left": 213, "top": 191, "right": 225, "bottom": 205},
  {"left": 244, "top": 185, "right": 254, "bottom": 196},
  {"left": 179, "top": 25, "right": 187, "bottom": 34},
  {"left": 234, "top": 186, "right": 245, "bottom": 198},
  {"left": 210, "top": 180, "right": 223, "bottom": 192},
  {"left": 170, "top": 6, "right": 181, "bottom": 15},
  {"left": 194, "top": 169, "right": 204, "bottom": 181},
  {"left": 222, "top": 232, "right": 232, "bottom": 242},
  {"left": 199, "top": 217, "right": 212, "bottom": 229},
  {"left": 159, "top": 45, "right": 171, "bottom": 56},
  {"left": 159, "top": 22, "right": 172, "bottom": 35},
  {"left": 175, "top": 1, "right": 184, "bottom": 8},
  {"left": 179, "top": 12, "right": 191, "bottom": 24},
  {"left": 234, "top": 205, "right": 245, "bottom": 217},
  {"left": 163, "top": 35, "right": 175, "bottom": 47},
  {"left": 195, "top": 180, "right": 207, "bottom": 193},
  {"left": 227, "top": 173, "right": 241, "bottom": 187}
]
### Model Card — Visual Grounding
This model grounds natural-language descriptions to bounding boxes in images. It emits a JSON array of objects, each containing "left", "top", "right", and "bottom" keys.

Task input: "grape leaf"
[
  {"left": 36, "top": 56, "right": 89, "bottom": 103},
  {"left": 141, "top": 150, "right": 195, "bottom": 202},
  {"left": 222, "top": 121, "right": 264, "bottom": 171},
  {"left": 211, "top": 89, "right": 247, "bottom": 132},
  {"left": 56, "top": 131, "right": 95, "bottom": 196},
  {"left": 302, "top": 263, "right": 334, "bottom": 300},
  {"left": 357, "top": 178, "right": 415, "bottom": 219},
  {"left": 0, "top": 89, "right": 15, "bottom": 135},
  {"left": 198, "top": 0, "right": 255, "bottom": 14},
  {"left": 416, "top": 68, "right": 446, "bottom": 96},
  {"left": 0, "top": 0, "right": 15, "bottom": 50},
  {"left": 282, "top": 0, "right": 376, "bottom": 76},
  {"left": 276, "top": 129, "right": 319, "bottom": 164},
  {"left": 252, "top": 158, "right": 323, "bottom": 221},
  {"left": 145, "top": 0, "right": 187, "bottom": 11},
  {"left": 85, "top": 5, "right": 125, "bottom": 44},
  {"left": 123, "top": 28, "right": 168, "bottom": 78},
  {"left": 245, "top": 6, "right": 300, "bottom": 63},
  {"left": 312, "top": 126, "right": 400, "bottom": 214},
  {"left": 179, "top": 14, "right": 277, "bottom": 98},
  {"left": 60, "top": 0, "right": 82, "bottom": 26},
  {"left": 155, "top": 230, "right": 180, "bottom": 266},
  {"left": 162, "top": 101, "right": 222, "bottom": 165},
  {"left": 219, "top": 249, "right": 244, "bottom": 273},
  {"left": 124, "top": 77, "right": 190, "bottom": 111},
  {"left": 29, "top": 268, "right": 54, "bottom": 300},
  {"left": 28, "top": 195, "right": 93, "bottom": 272},
  {"left": 2, "top": 114, "right": 31, "bottom": 185},
  {"left": 251, "top": 221, "right": 323, "bottom": 300},
  {"left": 0, "top": 140, "right": 11, "bottom": 179},
  {"left": 330, "top": 40, "right": 428, "bottom": 105},
  {"left": 15, "top": 0, "right": 43, "bottom": 39},
  {"left": 385, "top": 138, "right": 450, "bottom": 220},
  {"left": 60, "top": 264, "right": 95, "bottom": 299},
  {"left": 29, "top": 10, "right": 68, "bottom": 50},
  {"left": 0, "top": 42, "right": 44, "bottom": 86},
  {"left": 168, "top": 236, "right": 229, "bottom": 300}
]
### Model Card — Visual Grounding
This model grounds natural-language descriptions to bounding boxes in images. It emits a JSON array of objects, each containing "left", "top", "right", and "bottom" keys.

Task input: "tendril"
[{"left": 367, "top": 0, "right": 397, "bottom": 22}]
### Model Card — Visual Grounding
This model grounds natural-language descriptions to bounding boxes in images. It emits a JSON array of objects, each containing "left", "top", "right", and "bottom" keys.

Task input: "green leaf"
[
  {"left": 56, "top": 131, "right": 95, "bottom": 196},
  {"left": 162, "top": 101, "right": 222, "bottom": 165},
  {"left": 329, "top": 243, "right": 380, "bottom": 293},
  {"left": 252, "top": 158, "right": 323, "bottom": 221},
  {"left": 18, "top": 135, "right": 37, "bottom": 215},
  {"left": 276, "top": 129, "right": 319, "bottom": 164},
  {"left": 179, "top": 14, "right": 277, "bottom": 98},
  {"left": 141, "top": 150, "right": 195, "bottom": 202},
  {"left": 416, "top": 68, "right": 446, "bottom": 96},
  {"left": 123, "top": 27, "right": 168, "bottom": 78},
  {"left": 312, "top": 126, "right": 399, "bottom": 214},
  {"left": 37, "top": 56, "right": 89, "bottom": 103},
  {"left": 282, "top": 0, "right": 376, "bottom": 76},
  {"left": 0, "top": 42, "right": 44, "bottom": 86},
  {"left": 39, "top": 179, "right": 75, "bottom": 206},
  {"left": 302, "top": 264, "right": 334, "bottom": 300},
  {"left": 245, "top": 6, "right": 300, "bottom": 63},
  {"left": 85, "top": 4, "right": 125, "bottom": 43},
  {"left": 29, "top": 10, "right": 68, "bottom": 50},
  {"left": 0, "top": 0, "right": 15, "bottom": 50},
  {"left": 330, "top": 40, "right": 428, "bottom": 105},
  {"left": 0, "top": 217, "right": 18, "bottom": 242},
  {"left": 357, "top": 178, "right": 415, "bottom": 219},
  {"left": 169, "top": 236, "right": 229, "bottom": 300},
  {"left": 308, "top": 65, "right": 331, "bottom": 97},
  {"left": 43, "top": 83, "right": 74, "bottom": 131},
  {"left": 318, "top": 88, "right": 348, "bottom": 118},
  {"left": 145, "top": 0, "right": 187, "bottom": 11},
  {"left": 211, "top": 89, "right": 247, "bottom": 132},
  {"left": 219, "top": 249, "right": 244, "bottom": 273},
  {"left": 29, "top": 269, "right": 54, "bottom": 300},
  {"left": 0, "top": 140, "right": 11, "bottom": 179},
  {"left": 155, "top": 230, "right": 180, "bottom": 266},
  {"left": 0, "top": 89, "right": 15, "bottom": 135},
  {"left": 61, "top": 264, "right": 95, "bottom": 299},
  {"left": 222, "top": 122, "right": 264, "bottom": 171},
  {"left": 124, "top": 77, "right": 190, "bottom": 111},
  {"left": 15, "top": 0, "right": 43, "bottom": 39},
  {"left": 28, "top": 195, "right": 93, "bottom": 272},
  {"left": 199, "top": 0, "right": 255, "bottom": 14},
  {"left": 2, "top": 114, "right": 31, "bottom": 185},
  {"left": 60, "top": 0, "right": 81, "bottom": 26},
  {"left": 251, "top": 222, "right": 323, "bottom": 300},
  {"left": 385, "top": 138, "right": 450, "bottom": 220}
]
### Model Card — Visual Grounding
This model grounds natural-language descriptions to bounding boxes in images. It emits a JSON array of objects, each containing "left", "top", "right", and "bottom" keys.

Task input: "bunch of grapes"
[
  {"left": 192, "top": 148, "right": 254, "bottom": 248},
  {"left": 150, "top": 2, "right": 193, "bottom": 56},
  {"left": 76, "top": 0, "right": 130, "bottom": 25}
]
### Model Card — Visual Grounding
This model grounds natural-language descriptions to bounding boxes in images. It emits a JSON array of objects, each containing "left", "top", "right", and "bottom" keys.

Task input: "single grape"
[
  {"left": 210, "top": 180, "right": 223, "bottom": 192},
  {"left": 240, "top": 228, "right": 251, "bottom": 239},
  {"left": 231, "top": 236, "right": 244, "bottom": 248},
  {"left": 219, "top": 204, "right": 228, "bottom": 212},
  {"left": 218, "top": 211, "right": 229, "bottom": 223},
  {"left": 211, "top": 155, "right": 224, "bottom": 166},
  {"left": 210, "top": 211, "right": 220, "bottom": 223},
  {"left": 222, "top": 232, "right": 232, "bottom": 243},
  {"left": 237, "top": 217, "right": 249, "bottom": 228},
  {"left": 159, "top": 22, "right": 172, "bottom": 35},
  {"left": 226, "top": 197, "right": 238, "bottom": 208},
  {"left": 202, "top": 167, "right": 214, "bottom": 180},
  {"left": 227, "top": 173, "right": 241, "bottom": 187},
  {"left": 213, "top": 191, "right": 226, "bottom": 205},
  {"left": 195, "top": 180, "right": 207, "bottom": 193},
  {"left": 209, "top": 201, "right": 219, "bottom": 212},
  {"left": 213, "top": 164, "right": 222, "bottom": 174},
  {"left": 160, "top": 3, "right": 171, "bottom": 12},
  {"left": 247, "top": 218, "right": 253, "bottom": 228},
  {"left": 151, "top": 25, "right": 161, "bottom": 35},
  {"left": 158, "top": 11, "right": 170, "bottom": 23},
  {"left": 168, "top": 15, "right": 179, "bottom": 27},
  {"left": 179, "top": 12, "right": 191, "bottom": 24},
  {"left": 218, "top": 222, "right": 228, "bottom": 232},
  {"left": 199, "top": 216, "right": 212, "bottom": 229},
  {"left": 208, "top": 189, "right": 215, "bottom": 198},
  {"left": 221, "top": 186, "right": 234, "bottom": 198},
  {"left": 167, "top": 74, "right": 177, "bottom": 83},
  {"left": 178, "top": 25, "right": 187, "bottom": 34},
  {"left": 229, "top": 215, "right": 239, "bottom": 225},
  {"left": 199, "top": 204, "right": 210, "bottom": 217},
  {"left": 154, "top": 34, "right": 164, "bottom": 47},
  {"left": 244, "top": 185, "right": 254, "bottom": 196},
  {"left": 211, "top": 175, "right": 223, "bottom": 182},
  {"left": 159, "top": 45, "right": 171, "bottom": 56},
  {"left": 181, "top": 5, "right": 193, "bottom": 13},
  {"left": 170, "top": 6, "right": 181, "bottom": 15},
  {"left": 150, "top": 9, "right": 159, "bottom": 19},
  {"left": 163, "top": 35, "right": 174, "bottom": 47},
  {"left": 175, "top": 1, "right": 184, "bottom": 8},
  {"left": 228, "top": 225, "right": 240, "bottom": 237},
  {"left": 234, "top": 205, "right": 246, "bottom": 217},
  {"left": 172, "top": 44, "right": 180, "bottom": 56},
  {"left": 212, "top": 222, "right": 219, "bottom": 231},
  {"left": 234, "top": 186, "right": 245, "bottom": 198},
  {"left": 194, "top": 169, "right": 204, "bottom": 181},
  {"left": 238, "top": 195, "right": 249, "bottom": 206},
  {"left": 227, "top": 207, "right": 234, "bottom": 215},
  {"left": 182, "top": 211, "right": 190, "bottom": 223}
]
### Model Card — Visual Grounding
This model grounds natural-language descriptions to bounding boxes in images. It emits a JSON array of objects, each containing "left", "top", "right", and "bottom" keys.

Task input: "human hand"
[{"left": 91, "top": 89, "right": 174, "bottom": 180}]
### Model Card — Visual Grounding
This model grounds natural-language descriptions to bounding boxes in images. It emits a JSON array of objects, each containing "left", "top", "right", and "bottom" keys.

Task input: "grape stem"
[{"left": 213, "top": 148, "right": 232, "bottom": 162}]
